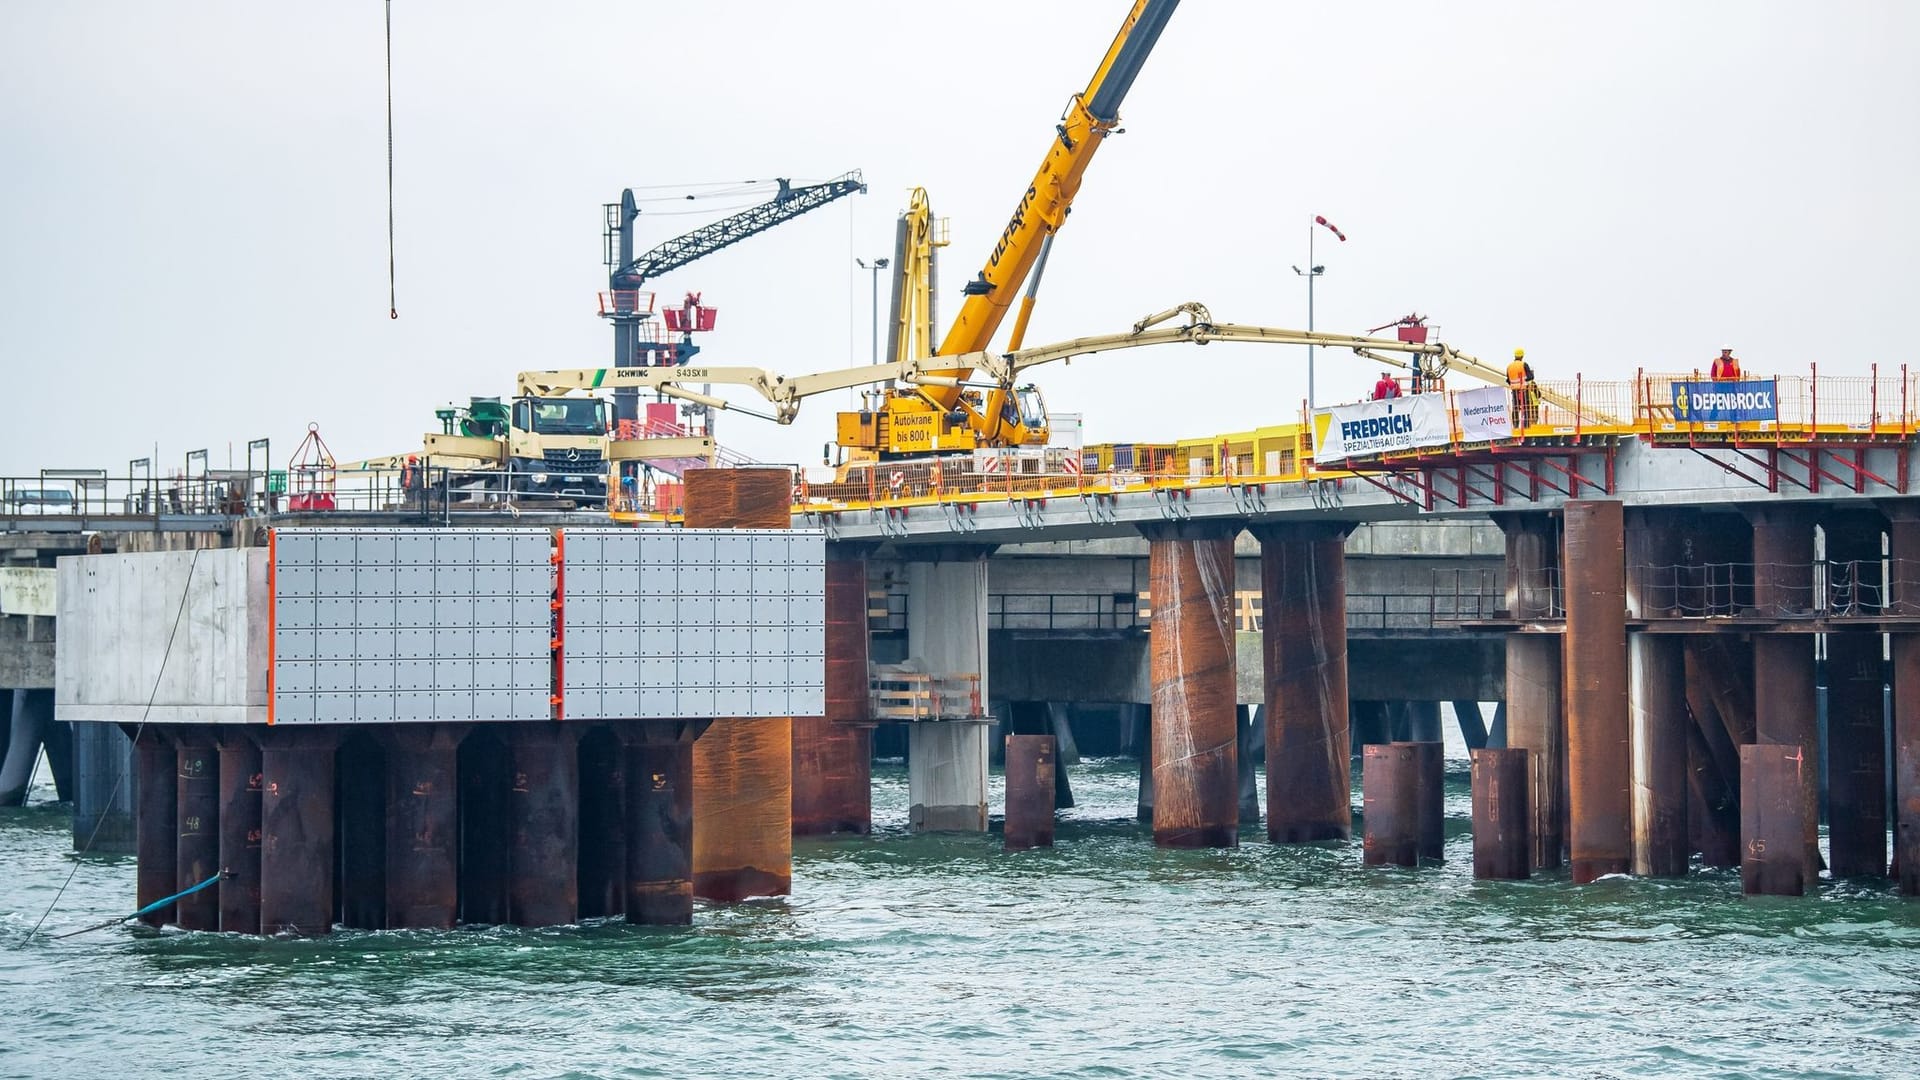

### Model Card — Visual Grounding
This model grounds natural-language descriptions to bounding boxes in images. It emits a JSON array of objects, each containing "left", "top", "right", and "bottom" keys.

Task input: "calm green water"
[{"left": 4, "top": 753, "right": 1919, "bottom": 1079}]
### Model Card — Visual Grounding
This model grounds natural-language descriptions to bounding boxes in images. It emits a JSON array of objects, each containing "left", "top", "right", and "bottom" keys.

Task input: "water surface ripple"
[{"left": 4, "top": 760, "right": 1917, "bottom": 1078}]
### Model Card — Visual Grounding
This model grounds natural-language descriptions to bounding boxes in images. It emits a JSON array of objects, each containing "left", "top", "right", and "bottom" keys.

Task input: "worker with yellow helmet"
[{"left": 1506, "top": 348, "right": 1538, "bottom": 430}]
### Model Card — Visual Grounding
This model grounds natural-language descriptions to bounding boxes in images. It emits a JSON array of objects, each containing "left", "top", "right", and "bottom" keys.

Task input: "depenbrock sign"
[
  {"left": 1670, "top": 379, "right": 1779, "bottom": 423},
  {"left": 1313, "top": 394, "right": 1451, "bottom": 463}
]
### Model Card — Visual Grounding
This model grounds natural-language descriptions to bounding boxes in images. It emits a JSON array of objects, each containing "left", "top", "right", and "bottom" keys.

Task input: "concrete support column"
[
  {"left": 173, "top": 729, "right": 220, "bottom": 930},
  {"left": 1251, "top": 522, "right": 1351, "bottom": 844},
  {"left": 132, "top": 727, "right": 176, "bottom": 926},
  {"left": 217, "top": 732, "right": 262, "bottom": 934},
  {"left": 506, "top": 723, "right": 579, "bottom": 927},
  {"left": 1, "top": 689, "right": 50, "bottom": 807},
  {"left": 1826, "top": 630, "right": 1887, "bottom": 878},
  {"left": 686, "top": 466, "right": 796, "bottom": 897},
  {"left": 795, "top": 543, "right": 876, "bottom": 836},
  {"left": 1142, "top": 522, "right": 1241, "bottom": 849},
  {"left": 1453, "top": 701, "right": 1489, "bottom": 752},
  {"left": 73, "top": 721, "right": 137, "bottom": 853},
  {"left": 1628, "top": 634, "right": 1689, "bottom": 876},
  {"left": 905, "top": 548, "right": 994, "bottom": 832},
  {"left": 384, "top": 725, "right": 464, "bottom": 929},
  {"left": 1235, "top": 706, "right": 1259, "bottom": 825},
  {"left": 259, "top": 726, "right": 339, "bottom": 936},
  {"left": 1003, "top": 734, "right": 1056, "bottom": 851},
  {"left": 624, "top": 728, "right": 695, "bottom": 926},
  {"left": 1563, "top": 500, "right": 1631, "bottom": 883}
]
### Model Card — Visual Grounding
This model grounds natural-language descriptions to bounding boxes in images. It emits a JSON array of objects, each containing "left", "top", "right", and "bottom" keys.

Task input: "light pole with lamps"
[
  {"left": 1290, "top": 261, "right": 1324, "bottom": 409},
  {"left": 1293, "top": 215, "right": 1346, "bottom": 410}
]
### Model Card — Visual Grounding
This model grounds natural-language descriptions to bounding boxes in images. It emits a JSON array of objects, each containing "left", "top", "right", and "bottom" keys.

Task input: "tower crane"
[{"left": 599, "top": 172, "right": 867, "bottom": 432}]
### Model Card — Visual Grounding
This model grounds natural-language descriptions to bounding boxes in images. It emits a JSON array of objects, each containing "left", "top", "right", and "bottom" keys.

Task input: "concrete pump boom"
[{"left": 517, "top": 302, "right": 1620, "bottom": 430}]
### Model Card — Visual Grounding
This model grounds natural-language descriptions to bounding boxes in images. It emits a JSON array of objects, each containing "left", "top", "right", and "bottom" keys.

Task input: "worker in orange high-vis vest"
[
  {"left": 1710, "top": 346, "right": 1742, "bottom": 381},
  {"left": 1507, "top": 348, "right": 1534, "bottom": 429}
]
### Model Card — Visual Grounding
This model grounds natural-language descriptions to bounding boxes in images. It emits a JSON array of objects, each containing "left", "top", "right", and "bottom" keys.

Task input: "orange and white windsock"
[{"left": 1315, "top": 215, "right": 1346, "bottom": 242}]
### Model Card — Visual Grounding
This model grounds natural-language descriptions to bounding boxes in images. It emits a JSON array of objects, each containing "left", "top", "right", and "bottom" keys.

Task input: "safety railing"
[
  {"left": 869, "top": 667, "right": 985, "bottom": 721},
  {"left": 1623, "top": 560, "right": 1919, "bottom": 618},
  {"left": 988, "top": 592, "right": 1141, "bottom": 633},
  {"left": 0, "top": 472, "right": 276, "bottom": 529},
  {"left": 1634, "top": 366, "right": 1919, "bottom": 438}
]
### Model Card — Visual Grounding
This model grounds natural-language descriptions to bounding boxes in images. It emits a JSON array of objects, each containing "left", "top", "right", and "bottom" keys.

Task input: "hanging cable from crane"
[{"left": 385, "top": 0, "right": 398, "bottom": 319}]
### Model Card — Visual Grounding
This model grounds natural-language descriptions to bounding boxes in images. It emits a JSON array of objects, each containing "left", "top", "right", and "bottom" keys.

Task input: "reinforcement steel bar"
[
  {"left": 133, "top": 727, "right": 176, "bottom": 927},
  {"left": 385, "top": 725, "right": 463, "bottom": 929},
  {"left": 1471, "top": 748, "right": 1531, "bottom": 880},
  {"left": 259, "top": 726, "right": 338, "bottom": 936},
  {"left": 626, "top": 736, "right": 694, "bottom": 925},
  {"left": 1504, "top": 635, "right": 1563, "bottom": 870},
  {"left": 1629, "top": 634, "right": 1689, "bottom": 877},
  {"left": 688, "top": 467, "right": 795, "bottom": 898},
  {"left": 1406, "top": 741, "right": 1445, "bottom": 863},
  {"left": 1564, "top": 500, "right": 1631, "bottom": 883},
  {"left": 217, "top": 732, "right": 262, "bottom": 934},
  {"left": 1003, "top": 734, "right": 1057, "bottom": 851},
  {"left": 796, "top": 544, "right": 876, "bottom": 836},
  {"left": 1251, "top": 522, "right": 1351, "bottom": 843},
  {"left": 506, "top": 723, "right": 579, "bottom": 928},
  {"left": 1143, "top": 522, "right": 1241, "bottom": 848},
  {"left": 173, "top": 730, "right": 220, "bottom": 930},
  {"left": 1895, "top": 633, "right": 1920, "bottom": 896},
  {"left": 1741, "top": 743, "right": 1815, "bottom": 896},
  {"left": 1362, "top": 743, "right": 1418, "bottom": 868},
  {"left": 1826, "top": 630, "right": 1888, "bottom": 878}
]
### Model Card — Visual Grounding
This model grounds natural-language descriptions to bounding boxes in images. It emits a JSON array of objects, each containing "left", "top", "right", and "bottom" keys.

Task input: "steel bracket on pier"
[
  {"left": 1080, "top": 491, "right": 1119, "bottom": 527},
  {"left": 1152, "top": 486, "right": 1194, "bottom": 521},
  {"left": 940, "top": 501, "right": 980, "bottom": 534},
  {"left": 1227, "top": 481, "right": 1268, "bottom": 516}
]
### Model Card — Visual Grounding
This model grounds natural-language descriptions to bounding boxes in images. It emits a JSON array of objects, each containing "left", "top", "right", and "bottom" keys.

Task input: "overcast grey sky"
[{"left": 2, "top": 1, "right": 1916, "bottom": 477}]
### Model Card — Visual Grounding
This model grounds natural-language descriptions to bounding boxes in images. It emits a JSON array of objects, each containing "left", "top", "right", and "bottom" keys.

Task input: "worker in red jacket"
[
  {"left": 1710, "top": 347, "right": 1743, "bottom": 381},
  {"left": 1372, "top": 372, "right": 1401, "bottom": 401}
]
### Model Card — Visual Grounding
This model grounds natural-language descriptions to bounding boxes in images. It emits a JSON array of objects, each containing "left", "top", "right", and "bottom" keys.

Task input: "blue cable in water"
[{"left": 51, "top": 873, "right": 223, "bottom": 940}]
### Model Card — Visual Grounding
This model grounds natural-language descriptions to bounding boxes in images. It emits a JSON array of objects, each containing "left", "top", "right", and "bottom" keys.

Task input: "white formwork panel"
[
  {"left": 54, "top": 548, "right": 270, "bottom": 726},
  {"left": 561, "top": 528, "right": 826, "bottom": 721},
  {"left": 272, "top": 527, "right": 554, "bottom": 724}
]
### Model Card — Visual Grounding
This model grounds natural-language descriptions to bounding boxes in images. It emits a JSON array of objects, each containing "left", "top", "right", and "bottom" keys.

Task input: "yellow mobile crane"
[{"left": 835, "top": 0, "right": 1180, "bottom": 459}]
